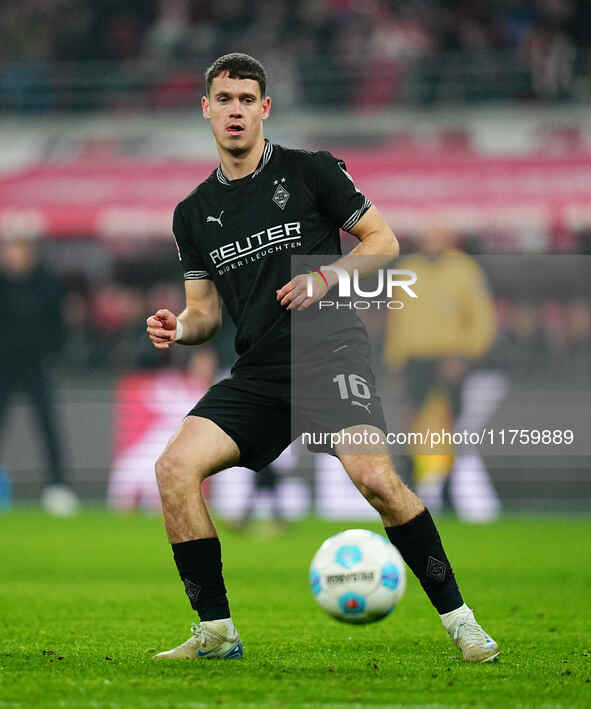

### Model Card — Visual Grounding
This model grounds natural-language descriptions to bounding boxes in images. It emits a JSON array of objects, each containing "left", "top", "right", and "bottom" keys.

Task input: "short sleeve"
[
  {"left": 172, "top": 204, "right": 211, "bottom": 281},
  {"left": 312, "top": 151, "right": 372, "bottom": 232}
]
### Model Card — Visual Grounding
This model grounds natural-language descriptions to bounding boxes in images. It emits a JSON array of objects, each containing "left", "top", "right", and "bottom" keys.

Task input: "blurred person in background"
[
  {"left": 563, "top": 298, "right": 591, "bottom": 385},
  {"left": 60, "top": 272, "right": 98, "bottom": 373},
  {"left": 142, "top": 0, "right": 192, "bottom": 60},
  {"left": 232, "top": 462, "right": 286, "bottom": 536},
  {"left": 384, "top": 227, "right": 502, "bottom": 522},
  {"left": 499, "top": 300, "right": 548, "bottom": 382},
  {"left": 0, "top": 231, "right": 78, "bottom": 515}
]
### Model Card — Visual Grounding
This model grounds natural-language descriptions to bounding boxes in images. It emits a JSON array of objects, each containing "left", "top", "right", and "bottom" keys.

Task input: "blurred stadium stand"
[
  {"left": 1, "top": 0, "right": 591, "bottom": 112},
  {"left": 1, "top": 0, "right": 591, "bottom": 514}
]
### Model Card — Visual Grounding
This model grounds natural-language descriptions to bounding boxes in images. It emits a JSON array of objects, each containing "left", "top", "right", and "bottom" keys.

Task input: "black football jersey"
[{"left": 172, "top": 140, "right": 372, "bottom": 376}]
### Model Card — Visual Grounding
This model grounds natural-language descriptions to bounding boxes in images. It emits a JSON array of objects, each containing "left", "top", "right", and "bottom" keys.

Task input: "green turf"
[{"left": 0, "top": 509, "right": 590, "bottom": 709}]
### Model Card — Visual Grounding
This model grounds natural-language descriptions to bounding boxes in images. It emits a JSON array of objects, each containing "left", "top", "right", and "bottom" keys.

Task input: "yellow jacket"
[{"left": 384, "top": 250, "right": 497, "bottom": 370}]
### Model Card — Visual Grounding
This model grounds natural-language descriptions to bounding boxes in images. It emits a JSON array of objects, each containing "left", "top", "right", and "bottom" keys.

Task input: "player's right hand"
[{"left": 146, "top": 309, "right": 177, "bottom": 350}]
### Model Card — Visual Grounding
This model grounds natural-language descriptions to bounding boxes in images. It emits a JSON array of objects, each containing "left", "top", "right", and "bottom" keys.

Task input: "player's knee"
[
  {"left": 155, "top": 451, "right": 193, "bottom": 493},
  {"left": 349, "top": 459, "right": 404, "bottom": 511}
]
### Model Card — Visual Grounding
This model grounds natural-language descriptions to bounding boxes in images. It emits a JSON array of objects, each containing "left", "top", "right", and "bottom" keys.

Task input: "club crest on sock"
[
  {"left": 183, "top": 578, "right": 201, "bottom": 604},
  {"left": 426, "top": 555, "right": 447, "bottom": 582}
]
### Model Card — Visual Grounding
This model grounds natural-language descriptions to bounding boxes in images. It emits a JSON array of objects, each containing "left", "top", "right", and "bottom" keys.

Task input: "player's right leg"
[
  {"left": 153, "top": 415, "right": 243, "bottom": 660},
  {"left": 153, "top": 373, "right": 292, "bottom": 660}
]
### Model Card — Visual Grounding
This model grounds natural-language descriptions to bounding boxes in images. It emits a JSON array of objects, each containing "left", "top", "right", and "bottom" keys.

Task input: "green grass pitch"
[{"left": 0, "top": 509, "right": 590, "bottom": 709}]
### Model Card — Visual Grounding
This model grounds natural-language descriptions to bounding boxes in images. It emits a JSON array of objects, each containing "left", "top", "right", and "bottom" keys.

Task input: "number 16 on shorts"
[{"left": 333, "top": 373, "right": 372, "bottom": 413}]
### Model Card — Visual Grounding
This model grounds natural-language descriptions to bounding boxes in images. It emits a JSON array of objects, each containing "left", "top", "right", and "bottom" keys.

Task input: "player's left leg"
[{"left": 335, "top": 425, "right": 499, "bottom": 663}]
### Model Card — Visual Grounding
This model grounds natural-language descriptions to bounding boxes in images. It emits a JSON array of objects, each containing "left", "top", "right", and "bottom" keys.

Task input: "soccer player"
[{"left": 146, "top": 53, "right": 499, "bottom": 663}]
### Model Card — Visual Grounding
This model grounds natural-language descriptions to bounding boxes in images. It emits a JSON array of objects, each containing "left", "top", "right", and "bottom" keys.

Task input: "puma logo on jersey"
[
  {"left": 206, "top": 210, "right": 224, "bottom": 227},
  {"left": 351, "top": 400, "right": 372, "bottom": 414}
]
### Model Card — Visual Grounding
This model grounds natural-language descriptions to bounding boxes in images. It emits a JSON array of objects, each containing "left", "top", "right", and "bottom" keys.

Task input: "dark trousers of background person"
[
  {"left": 0, "top": 361, "right": 66, "bottom": 485},
  {"left": 401, "top": 358, "right": 504, "bottom": 521},
  {"left": 238, "top": 464, "right": 285, "bottom": 529},
  {"left": 402, "top": 358, "right": 464, "bottom": 508}
]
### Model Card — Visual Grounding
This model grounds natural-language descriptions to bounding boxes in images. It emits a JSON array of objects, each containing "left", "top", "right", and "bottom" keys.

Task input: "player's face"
[{"left": 202, "top": 73, "right": 271, "bottom": 156}]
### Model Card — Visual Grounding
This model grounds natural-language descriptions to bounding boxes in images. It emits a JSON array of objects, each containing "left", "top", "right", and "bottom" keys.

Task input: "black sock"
[
  {"left": 385, "top": 509, "right": 463, "bottom": 614},
  {"left": 171, "top": 537, "right": 230, "bottom": 622}
]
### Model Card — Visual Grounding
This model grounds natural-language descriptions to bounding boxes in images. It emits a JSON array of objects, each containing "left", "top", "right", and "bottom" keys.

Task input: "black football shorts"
[{"left": 187, "top": 338, "right": 388, "bottom": 471}]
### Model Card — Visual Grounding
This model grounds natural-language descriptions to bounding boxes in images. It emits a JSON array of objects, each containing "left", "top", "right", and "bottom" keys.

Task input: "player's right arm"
[
  {"left": 147, "top": 202, "right": 221, "bottom": 349},
  {"left": 146, "top": 279, "right": 222, "bottom": 350}
]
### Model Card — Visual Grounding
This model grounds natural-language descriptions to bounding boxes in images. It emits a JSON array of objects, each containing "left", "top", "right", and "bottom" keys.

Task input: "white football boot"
[
  {"left": 441, "top": 604, "right": 499, "bottom": 663},
  {"left": 153, "top": 619, "right": 243, "bottom": 660}
]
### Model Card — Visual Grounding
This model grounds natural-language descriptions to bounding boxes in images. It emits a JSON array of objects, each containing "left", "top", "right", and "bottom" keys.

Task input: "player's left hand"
[{"left": 276, "top": 273, "right": 328, "bottom": 311}]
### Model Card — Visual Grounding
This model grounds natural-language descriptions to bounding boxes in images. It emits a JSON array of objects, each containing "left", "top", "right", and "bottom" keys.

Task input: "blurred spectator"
[
  {"left": 524, "top": 21, "right": 576, "bottom": 100},
  {"left": 60, "top": 272, "right": 98, "bottom": 372},
  {"left": 500, "top": 300, "right": 550, "bottom": 380},
  {"left": 0, "top": 231, "right": 79, "bottom": 515},
  {"left": 563, "top": 298, "right": 591, "bottom": 384},
  {"left": 52, "top": 1, "right": 96, "bottom": 61},
  {"left": 500, "top": 0, "right": 537, "bottom": 48},
  {"left": 0, "top": 4, "right": 53, "bottom": 62},
  {"left": 143, "top": 0, "right": 193, "bottom": 60},
  {"left": 356, "top": 3, "right": 435, "bottom": 107}
]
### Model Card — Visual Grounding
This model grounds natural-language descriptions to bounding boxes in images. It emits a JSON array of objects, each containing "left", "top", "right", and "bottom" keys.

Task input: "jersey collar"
[{"left": 216, "top": 139, "right": 273, "bottom": 186}]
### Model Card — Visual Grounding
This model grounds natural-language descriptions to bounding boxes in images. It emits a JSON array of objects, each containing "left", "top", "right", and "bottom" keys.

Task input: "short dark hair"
[{"left": 204, "top": 53, "right": 267, "bottom": 97}]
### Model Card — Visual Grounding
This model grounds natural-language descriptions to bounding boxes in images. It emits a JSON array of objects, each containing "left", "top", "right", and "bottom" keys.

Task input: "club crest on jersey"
[
  {"left": 272, "top": 178, "right": 290, "bottom": 210},
  {"left": 206, "top": 210, "right": 224, "bottom": 227}
]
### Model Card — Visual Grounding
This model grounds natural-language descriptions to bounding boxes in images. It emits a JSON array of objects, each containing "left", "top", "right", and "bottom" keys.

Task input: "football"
[{"left": 309, "top": 529, "right": 406, "bottom": 624}]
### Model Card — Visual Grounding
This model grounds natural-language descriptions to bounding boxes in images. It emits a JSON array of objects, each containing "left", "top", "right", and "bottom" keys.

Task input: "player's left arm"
[
  {"left": 332, "top": 202, "right": 399, "bottom": 277},
  {"left": 277, "top": 204, "right": 399, "bottom": 310}
]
